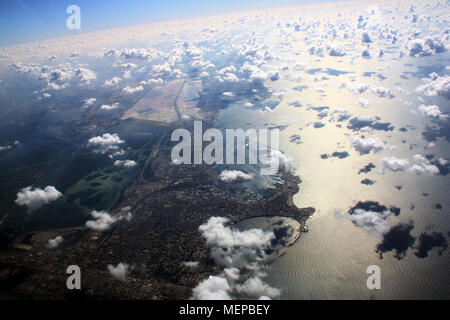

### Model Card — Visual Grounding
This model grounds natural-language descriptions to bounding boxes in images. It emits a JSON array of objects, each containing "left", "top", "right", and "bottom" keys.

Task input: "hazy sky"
[{"left": 0, "top": 0, "right": 344, "bottom": 46}]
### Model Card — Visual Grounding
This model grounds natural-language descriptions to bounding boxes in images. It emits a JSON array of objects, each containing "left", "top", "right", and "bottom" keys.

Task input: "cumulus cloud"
[
  {"left": 361, "top": 32, "right": 372, "bottom": 43},
  {"left": 107, "top": 262, "right": 130, "bottom": 281},
  {"left": 104, "top": 77, "right": 122, "bottom": 86},
  {"left": 219, "top": 170, "right": 253, "bottom": 182},
  {"left": 380, "top": 155, "right": 440, "bottom": 175},
  {"left": 261, "top": 150, "right": 295, "bottom": 175},
  {"left": 357, "top": 5, "right": 381, "bottom": 30},
  {"left": 418, "top": 104, "right": 447, "bottom": 119},
  {"left": 121, "top": 48, "right": 161, "bottom": 60},
  {"left": 409, "top": 154, "right": 440, "bottom": 175},
  {"left": 380, "top": 157, "right": 409, "bottom": 173},
  {"left": 239, "top": 62, "right": 277, "bottom": 83},
  {"left": 122, "top": 85, "right": 144, "bottom": 94},
  {"left": 347, "top": 83, "right": 393, "bottom": 98},
  {"left": 236, "top": 277, "right": 280, "bottom": 299},
  {"left": 87, "top": 133, "right": 124, "bottom": 156},
  {"left": 371, "top": 86, "right": 393, "bottom": 98},
  {"left": 100, "top": 103, "right": 119, "bottom": 111},
  {"left": 350, "top": 136, "right": 387, "bottom": 155},
  {"left": 416, "top": 74, "right": 450, "bottom": 100},
  {"left": 358, "top": 98, "right": 370, "bottom": 108},
  {"left": 86, "top": 211, "right": 118, "bottom": 231},
  {"left": 216, "top": 66, "right": 240, "bottom": 82},
  {"left": 192, "top": 217, "right": 280, "bottom": 300},
  {"left": 85, "top": 207, "right": 132, "bottom": 231},
  {"left": 362, "top": 48, "right": 371, "bottom": 59},
  {"left": 8, "top": 62, "right": 97, "bottom": 90},
  {"left": 47, "top": 236, "right": 63, "bottom": 249},
  {"left": 119, "top": 63, "right": 137, "bottom": 71},
  {"left": 192, "top": 275, "right": 232, "bottom": 300},
  {"left": 335, "top": 208, "right": 393, "bottom": 238},
  {"left": 308, "top": 45, "right": 323, "bottom": 56},
  {"left": 84, "top": 98, "right": 97, "bottom": 106},
  {"left": 15, "top": 186, "right": 62, "bottom": 211},
  {"left": 349, "top": 83, "right": 371, "bottom": 94},
  {"left": 199, "top": 217, "right": 274, "bottom": 266},
  {"left": 222, "top": 91, "right": 234, "bottom": 99},
  {"left": 75, "top": 68, "right": 96, "bottom": 84},
  {"left": 114, "top": 160, "right": 137, "bottom": 168},
  {"left": 407, "top": 36, "right": 447, "bottom": 57},
  {"left": 327, "top": 46, "right": 346, "bottom": 57}
]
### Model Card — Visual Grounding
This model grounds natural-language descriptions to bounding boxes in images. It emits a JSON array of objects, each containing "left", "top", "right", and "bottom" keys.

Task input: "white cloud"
[
  {"left": 107, "top": 262, "right": 130, "bottom": 281},
  {"left": 438, "top": 158, "right": 448, "bottom": 166},
  {"left": 119, "top": 48, "right": 161, "bottom": 60},
  {"left": 362, "top": 48, "right": 371, "bottom": 59},
  {"left": 240, "top": 62, "right": 271, "bottom": 83},
  {"left": 86, "top": 211, "right": 118, "bottom": 231},
  {"left": 358, "top": 98, "right": 370, "bottom": 108},
  {"left": 199, "top": 217, "right": 274, "bottom": 260},
  {"left": 152, "top": 63, "right": 172, "bottom": 76},
  {"left": 347, "top": 83, "right": 393, "bottom": 98},
  {"left": 9, "top": 62, "right": 97, "bottom": 90},
  {"left": 192, "top": 216, "right": 280, "bottom": 300},
  {"left": 371, "top": 86, "right": 393, "bottom": 98},
  {"left": 100, "top": 103, "right": 119, "bottom": 111},
  {"left": 350, "top": 136, "right": 386, "bottom": 155},
  {"left": 219, "top": 72, "right": 240, "bottom": 82},
  {"left": 314, "top": 73, "right": 329, "bottom": 81},
  {"left": 263, "top": 150, "right": 295, "bottom": 174},
  {"left": 122, "top": 85, "right": 144, "bottom": 94},
  {"left": 335, "top": 208, "right": 393, "bottom": 238},
  {"left": 416, "top": 74, "right": 450, "bottom": 99},
  {"left": 192, "top": 275, "right": 232, "bottom": 300},
  {"left": 350, "top": 83, "right": 371, "bottom": 94},
  {"left": 380, "top": 157, "right": 409, "bottom": 173},
  {"left": 75, "top": 68, "right": 96, "bottom": 84},
  {"left": 85, "top": 207, "right": 132, "bottom": 231},
  {"left": 87, "top": 133, "right": 124, "bottom": 155},
  {"left": 236, "top": 276, "right": 281, "bottom": 299},
  {"left": 308, "top": 46, "right": 324, "bottom": 57},
  {"left": 218, "top": 66, "right": 237, "bottom": 75},
  {"left": 358, "top": 5, "right": 381, "bottom": 30},
  {"left": 409, "top": 154, "right": 439, "bottom": 175},
  {"left": 261, "top": 106, "right": 273, "bottom": 113},
  {"left": 119, "top": 63, "right": 137, "bottom": 71},
  {"left": 380, "top": 155, "right": 439, "bottom": 175},
  {"left": 47, "top": 236, "right": 63, "bottom": 249},
  {"left": 219, "top": 170, "right": 253, "bottom": 182},
  {"left": 327, "top": 46, "right": 346, "bottom": 57},
  {"left": 418, "top": 104, "right": 447, "bottom": 119},
  {"left": 361, "top": 32, "right": 372, "bottom": 43},
  {"left": 104, "top": 77, "right": 122, "bottom": 86},
  {"left": 407, "top": 36, "right": 447, "bottom": 57},
  {"left": 84, "top": 98, "right": 97, "bottom": 106},
  {"left": 114, "top": 160, "right": 137, "bottom": 168},
  {"left": 15, "top": 186, "right": 62, "bottom": 211},
  {"left": 355, "top": 115, "right": 376, "bottom": 122}
]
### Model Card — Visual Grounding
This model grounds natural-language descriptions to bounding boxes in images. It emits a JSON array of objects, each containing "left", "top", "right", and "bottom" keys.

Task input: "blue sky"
[{"left": 0, "top": 0, "right": 341, "bottom": 46}]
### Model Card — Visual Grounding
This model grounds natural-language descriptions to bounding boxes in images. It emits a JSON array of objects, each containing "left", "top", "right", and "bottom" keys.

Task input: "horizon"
[{"left": 0, "top": 0, "right": 352, "bottom": 47}]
